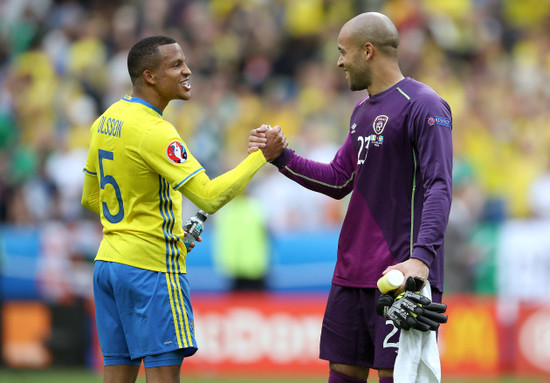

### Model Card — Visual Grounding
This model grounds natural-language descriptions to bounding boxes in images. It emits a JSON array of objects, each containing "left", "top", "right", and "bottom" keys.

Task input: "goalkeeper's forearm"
[{"left": 179, "top": 150, "right": 266, "bottom": 214}]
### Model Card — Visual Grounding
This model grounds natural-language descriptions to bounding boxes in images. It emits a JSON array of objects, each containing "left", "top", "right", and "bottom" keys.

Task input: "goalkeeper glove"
[{"left": 376, "top": 278, "right": 448, "bottom": 332}]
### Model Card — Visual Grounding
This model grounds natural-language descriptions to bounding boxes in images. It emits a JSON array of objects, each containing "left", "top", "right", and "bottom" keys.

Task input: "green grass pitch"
[{"left": 0, "top": 368, "right": 546, "bottom": 383}]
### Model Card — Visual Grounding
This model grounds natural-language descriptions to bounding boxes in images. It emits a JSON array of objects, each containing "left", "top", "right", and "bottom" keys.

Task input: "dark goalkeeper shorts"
[
  {"left": 319, "top": 284, "right": 442, "bottom": 369},
  {"left": 93, "top": 261, "right": 198, "bottom": 366}
]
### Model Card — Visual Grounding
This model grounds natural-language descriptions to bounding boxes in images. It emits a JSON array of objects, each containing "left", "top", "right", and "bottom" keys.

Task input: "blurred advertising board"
[
  {"left": 1, "top": 302, "right": 51, "bottom": 368},
  {"left": 185, "top": 293, "right": 327, "bottom": 376},
  {"left": 514, "top": 304, "right": 550, "bottom": 376},
  {"left": 4, "top": 293, "right": 550, "bottom": 378},
  {"left": 186, "top": 294, "right": 506, "bottom": 378},
  {"left": 86, "top": 293, "right": 545, "bottom": 378},
  {"left": 439, "top": 295, "right": 501, "bottom": 378}
]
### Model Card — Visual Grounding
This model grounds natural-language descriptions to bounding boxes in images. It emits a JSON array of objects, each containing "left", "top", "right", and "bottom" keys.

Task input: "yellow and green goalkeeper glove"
[{"left": 376, "top": 277, "right": 448, "bottom": 331}]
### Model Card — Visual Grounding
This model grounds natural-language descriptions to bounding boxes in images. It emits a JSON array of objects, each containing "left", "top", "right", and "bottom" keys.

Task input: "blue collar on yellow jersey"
[{"left": 122, "top": 95, "right": 163, "bottom": 116}]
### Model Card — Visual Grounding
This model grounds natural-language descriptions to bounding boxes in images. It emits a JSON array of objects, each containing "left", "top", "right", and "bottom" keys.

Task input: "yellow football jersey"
[{"left": 83, "top": 96, "right": 205, "bottom": 273}]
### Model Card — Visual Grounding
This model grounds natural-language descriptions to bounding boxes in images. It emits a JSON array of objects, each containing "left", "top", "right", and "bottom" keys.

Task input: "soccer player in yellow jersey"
[{"left": 81, "top": 36, "right": 286, "bottom": 383}]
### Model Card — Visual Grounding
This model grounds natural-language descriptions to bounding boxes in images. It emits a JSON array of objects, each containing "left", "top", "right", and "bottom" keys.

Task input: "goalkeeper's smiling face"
[{"left": 337, "top": 24, "right": 372, "bottom": 92}]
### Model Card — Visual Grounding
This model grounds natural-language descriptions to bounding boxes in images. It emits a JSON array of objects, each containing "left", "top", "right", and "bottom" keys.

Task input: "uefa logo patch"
[
  {"left": 166, "top": 141, "right": 187, "bottom": 164},
  {"left": 372, "top": 115, "right": 388, "bottom": 135},
  {"left": 427, "top": 116, "right": 451, "bottom": 128}
]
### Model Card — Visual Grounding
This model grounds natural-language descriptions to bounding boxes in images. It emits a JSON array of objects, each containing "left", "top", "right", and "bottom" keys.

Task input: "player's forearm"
[
  {"left": 179, "top": 150, "right": 266, "bottom": 214},
  {"left": 412, "top": 179, "right": 452, "bottom": 266},
  {"left": 273, "top": 148, "right": 355, "bottom": 200},
  {"left": 81, "top": 173, "right": 101, "bottom": 214}
]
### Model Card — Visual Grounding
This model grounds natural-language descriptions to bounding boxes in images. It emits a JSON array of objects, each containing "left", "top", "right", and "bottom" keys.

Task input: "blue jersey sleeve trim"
[
  {"left": 174, "top": 168, "right": 205, "bottom": 189},
  {"left": 122, "top": 95, "right": 163, "bottom": 116},
  {"left": 83, "top": 168, "right": 97, "bottom": 175}
]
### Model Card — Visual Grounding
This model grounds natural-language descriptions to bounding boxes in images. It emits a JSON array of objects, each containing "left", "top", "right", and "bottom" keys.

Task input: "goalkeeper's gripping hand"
[{"left": 376, "top": 279, "right": 448, "bottom": 332}]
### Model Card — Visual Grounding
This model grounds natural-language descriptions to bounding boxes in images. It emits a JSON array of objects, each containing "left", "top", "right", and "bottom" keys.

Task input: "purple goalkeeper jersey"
[{"left": 272, "top": 77, "right": 452, "bottom": 293}]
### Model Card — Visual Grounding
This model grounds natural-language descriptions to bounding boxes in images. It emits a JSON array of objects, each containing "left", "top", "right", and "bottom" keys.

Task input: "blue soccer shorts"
[
  {"left": 319, "top": 284, "right": 442, "bottom": 369},
  {"left": 93, "top": 261, "right": 198, "bottom": 367}
]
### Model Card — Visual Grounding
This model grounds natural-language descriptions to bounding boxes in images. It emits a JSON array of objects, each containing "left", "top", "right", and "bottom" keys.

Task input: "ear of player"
[{"left": 376, "top": 277, "right": 448, "bottom": 332}]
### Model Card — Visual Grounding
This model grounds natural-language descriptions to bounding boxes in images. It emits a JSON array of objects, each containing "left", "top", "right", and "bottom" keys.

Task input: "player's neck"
[
  {"left": 131, "top": 87, "right": 168, "bottom": 112},
  {"left": 367, "top": 68, "right": 404, "bottom": 96}
]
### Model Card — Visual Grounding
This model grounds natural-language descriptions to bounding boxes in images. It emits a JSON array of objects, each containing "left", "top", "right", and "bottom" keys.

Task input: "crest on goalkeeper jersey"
[
  {"left": 372, "top": 115, "right": 388, "bottom": 135},
  {"left": 166, "top": 141, "right": 187, "bottom": 164}
]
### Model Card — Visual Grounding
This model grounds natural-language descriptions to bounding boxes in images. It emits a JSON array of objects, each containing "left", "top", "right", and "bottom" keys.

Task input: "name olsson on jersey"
[{"left": 97, "top": 116, "right": 123, "bottom": 138}]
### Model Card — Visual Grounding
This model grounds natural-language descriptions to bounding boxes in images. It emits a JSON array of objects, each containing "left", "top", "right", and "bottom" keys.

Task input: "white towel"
[{"left": 393, "top": 281, "right": 441, "bottom": 383}]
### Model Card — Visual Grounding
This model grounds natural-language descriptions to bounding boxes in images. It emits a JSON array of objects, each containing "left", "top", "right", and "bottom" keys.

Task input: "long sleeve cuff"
[
  {"left": 411, "top": 246, "right": 435, "bottom": 268},
  {"left": 270, "top": 148, "right": 294, "bottom": 169}
]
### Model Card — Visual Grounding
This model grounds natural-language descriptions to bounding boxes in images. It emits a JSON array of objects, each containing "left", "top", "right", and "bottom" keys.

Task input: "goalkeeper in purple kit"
[{"left": 250, "top": 12, "right": 452, "bottom": 383}]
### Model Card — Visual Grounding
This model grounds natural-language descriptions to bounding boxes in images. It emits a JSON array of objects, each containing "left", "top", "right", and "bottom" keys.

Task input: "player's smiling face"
[
  {"left": 337, "top": 27, "right": 371, "bottom": 91},
  {"left": 155, "top": 43, "right": 192, "bottom": 101}
]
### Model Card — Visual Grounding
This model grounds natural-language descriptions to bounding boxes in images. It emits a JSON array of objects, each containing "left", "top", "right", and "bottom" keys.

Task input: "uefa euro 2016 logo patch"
[
  {"left": 427, "top": 116, "right": 451, "bottom": 128},
  {"left": 372, "top": 115, "right": 388, "bottom": 135},
  {"left": 167, "top": 141, "right": 187, "bottom": 164}
]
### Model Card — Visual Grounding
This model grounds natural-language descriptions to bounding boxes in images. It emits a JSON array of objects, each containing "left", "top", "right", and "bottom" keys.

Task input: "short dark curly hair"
[{"left": 127, "top": 36, "right": 177, "bottom": 85}]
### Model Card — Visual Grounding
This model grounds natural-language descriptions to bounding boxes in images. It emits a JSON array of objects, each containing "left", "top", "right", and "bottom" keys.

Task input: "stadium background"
[{"left": 1, "top": 0, "right": 550, "bottom": 381}]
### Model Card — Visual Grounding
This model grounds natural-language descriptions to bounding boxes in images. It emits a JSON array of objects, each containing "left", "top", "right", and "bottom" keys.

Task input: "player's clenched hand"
[
  {"left": 184, "top": 235, "right": 202, "bottom": 253},
  {"left": 248, "top": 124, "right": 269, "bottom": 153},
  {"left": 383, "top": 258, "right": 429, "bottom": 294},
  {"left": 376, "top": 290, "right": 448, "bottom": 332},
  {"left": 248, "top": 124, "right": 287, "bottom": 161}
]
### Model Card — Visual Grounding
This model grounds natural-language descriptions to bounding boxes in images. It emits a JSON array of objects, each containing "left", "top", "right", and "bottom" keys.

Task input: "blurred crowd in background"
[{"left": 1, "top": 0, "right": 550, "bottom": 298}]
